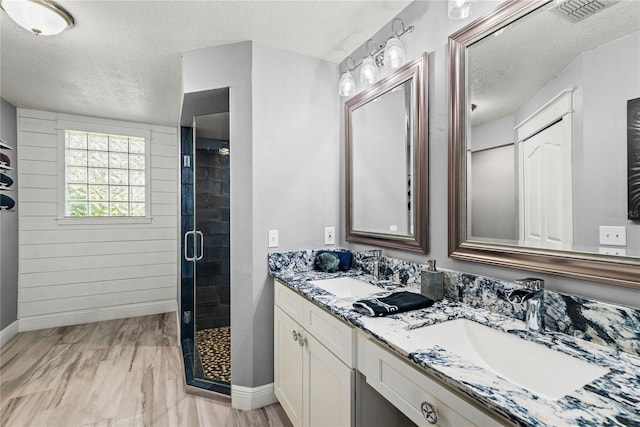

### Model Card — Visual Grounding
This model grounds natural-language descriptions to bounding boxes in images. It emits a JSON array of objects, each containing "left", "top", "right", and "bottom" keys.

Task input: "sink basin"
[
  {"left": 309, "top": 277, "right": 384, "bottom": 299},
  {"left": 410, "top": 319, "right": 609, "bottom": 400}
]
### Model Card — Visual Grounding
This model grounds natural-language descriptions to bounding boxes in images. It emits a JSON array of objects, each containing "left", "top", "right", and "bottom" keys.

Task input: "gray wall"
[
  {"left": 1, "top": 97, "right": 18, "bottom": 330},
  {"left": 470, "top": 145, "right": 516, "bottom": 240},
  {"left": 340, "top": 0, "right": 640, "bottom": 309},
  {"left": 182, "top": 41, "right": 340, "bottom": 388},
  {"left": 469, "top": 115, "right": 517, "bottom": 240}
]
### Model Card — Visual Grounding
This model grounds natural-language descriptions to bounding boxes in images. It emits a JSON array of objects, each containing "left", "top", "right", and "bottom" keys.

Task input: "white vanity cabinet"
[
  {"left": 357, "top": 332, "right": 509, "bottom": 427},
  {"left": 274, "top": 280, "right": 355, "bottom": 427}
]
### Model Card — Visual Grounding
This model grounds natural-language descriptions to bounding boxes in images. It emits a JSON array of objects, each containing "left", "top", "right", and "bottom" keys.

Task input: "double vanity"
[{"left": 270, "top": 250, "right": 640, "bottom": 427}]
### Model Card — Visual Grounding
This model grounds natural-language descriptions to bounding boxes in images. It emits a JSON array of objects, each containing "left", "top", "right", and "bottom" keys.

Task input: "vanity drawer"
[
  {"left": 274, "top": 279, "right": 304, "bottom": 324},
  {"left": 303, "top": 300, "right": 355, "bottom": 368},
  {"left": 359, "top": 334, "right": 506, "bottom": 427}
]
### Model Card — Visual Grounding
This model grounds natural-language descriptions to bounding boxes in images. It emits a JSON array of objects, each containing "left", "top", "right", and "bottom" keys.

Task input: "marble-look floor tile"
[{"left": 0, "top": 313, "right": 291, "bottom": 427}]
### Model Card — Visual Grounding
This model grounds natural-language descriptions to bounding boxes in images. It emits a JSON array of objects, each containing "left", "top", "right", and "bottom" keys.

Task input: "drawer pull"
[
  {"left": 292, "top": 330, "right": 299, "bottom": 341},
  {"left": 421, "top": 402, "right": 438, "bottom": 424}
]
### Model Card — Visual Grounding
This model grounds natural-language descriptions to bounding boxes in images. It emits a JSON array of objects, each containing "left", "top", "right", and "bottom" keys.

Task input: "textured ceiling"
[
  {"left": 0, "top": 0, "right": 411, "bottom": 127},
  {"left": 469, "top": 0, "right": 640, "bottom": 126}
]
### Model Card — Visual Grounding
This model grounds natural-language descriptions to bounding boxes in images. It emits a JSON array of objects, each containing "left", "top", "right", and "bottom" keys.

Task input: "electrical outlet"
[
  {"left": 599, "top": 247, "right": 627, "bottom": 256},
  {"left": 599, "top": 226, "right": 626, "bottom": 246},
  {"left": 268, "top": 229, "right": 279, "bottom": 248},
  {"left": 324, "top": 226, "right": 335, "bottom": 245}
]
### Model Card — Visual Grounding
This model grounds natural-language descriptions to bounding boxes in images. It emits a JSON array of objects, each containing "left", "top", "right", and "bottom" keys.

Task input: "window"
[{"left": 64, "top": 130, "right": 146, "bottom": 217}]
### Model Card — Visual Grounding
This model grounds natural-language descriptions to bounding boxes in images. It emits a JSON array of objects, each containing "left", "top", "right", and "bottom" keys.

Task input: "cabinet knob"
[
  {"left": 292, "top": 330, "right": 299, "bottom": 341},
  {"left": 421, "top": 401, "right": 438, "bottom": 424},
  {"left": 298, "top": 335, "right": 307, "bottom": 347}
]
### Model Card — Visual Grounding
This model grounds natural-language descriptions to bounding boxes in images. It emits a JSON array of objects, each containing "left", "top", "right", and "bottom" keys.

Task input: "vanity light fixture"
[
  {"left": 339, "top": 18, "right": 414, "bottom": 97},
  {"left": 338, "top": 57, "right": 356, "bottom": 97},
  {"left": 0, "top": 0, "right": 74, "bottom": 35},
  {"left": 448, "top": 0, "right": 476, "bottom": 20}
]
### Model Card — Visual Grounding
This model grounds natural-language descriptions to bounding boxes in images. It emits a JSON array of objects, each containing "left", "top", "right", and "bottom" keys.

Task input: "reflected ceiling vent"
[{"left": 553, "top": 0, "right": 619, "bottom": 22}]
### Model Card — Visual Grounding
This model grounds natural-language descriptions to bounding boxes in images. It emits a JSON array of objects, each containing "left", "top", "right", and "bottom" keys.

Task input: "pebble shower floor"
[{"left": 196, "top": 326, "right": 231, "bottom": 383}]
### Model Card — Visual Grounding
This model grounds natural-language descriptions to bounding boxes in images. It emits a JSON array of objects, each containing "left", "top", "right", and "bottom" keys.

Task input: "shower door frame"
[{"left": 180, "top": 125, "right": 231, "bottom": 396}]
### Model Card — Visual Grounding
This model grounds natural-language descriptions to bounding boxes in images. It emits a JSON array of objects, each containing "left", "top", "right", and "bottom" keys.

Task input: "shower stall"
[{"left": 180, "top": 100, "right": 231, "bottom": 395}]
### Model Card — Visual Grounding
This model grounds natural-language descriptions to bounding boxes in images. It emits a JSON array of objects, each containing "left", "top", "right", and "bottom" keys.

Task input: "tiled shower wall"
[{"left": 195, "top": 138, "right": 230, "bottom": 330}]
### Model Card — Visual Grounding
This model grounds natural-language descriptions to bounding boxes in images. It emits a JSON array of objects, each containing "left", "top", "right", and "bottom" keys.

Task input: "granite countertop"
[{"left": 271, "top": 269, "right": 640, "bottom": 427}]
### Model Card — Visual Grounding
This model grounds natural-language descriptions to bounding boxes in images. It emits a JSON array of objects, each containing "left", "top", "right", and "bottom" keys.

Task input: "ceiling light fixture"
[
  {"left": 1, "top": 0, "right": 74, "bottom": 36},
  {"left": 448, "top": 0, "right": 476, "bottom": 20},
  {"left": 339, "top": 18, "right": 414, "bottom": 97}
]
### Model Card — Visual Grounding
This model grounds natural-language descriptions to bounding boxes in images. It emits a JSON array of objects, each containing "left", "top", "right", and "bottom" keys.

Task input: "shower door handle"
[
  {"left": 195, "top": 230, "right": 204, "bottom": 261},
  {"left": 184, "top": 230, "right": 196, "bottom": 261}
]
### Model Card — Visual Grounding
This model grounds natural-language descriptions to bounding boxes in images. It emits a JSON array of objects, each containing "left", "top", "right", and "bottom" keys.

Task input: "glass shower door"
[{"left": 181, "top": 113, "right": 231, "bottom": 395}]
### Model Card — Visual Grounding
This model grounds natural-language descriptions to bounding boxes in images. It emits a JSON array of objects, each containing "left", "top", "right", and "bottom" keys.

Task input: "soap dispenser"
[{"left": 421, "top": 259, "right": 444, "bottom": 301}]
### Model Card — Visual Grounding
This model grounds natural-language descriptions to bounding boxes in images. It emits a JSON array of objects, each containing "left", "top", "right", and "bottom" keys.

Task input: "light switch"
[
  {"left": 268, "top": 229, "right": 279, "bottom": 248},
  {"left": 599, "top": 226, "right": 626, "bottom": 246},
  {"left": 324, "top": 226, "right": 335, "bottom": 245}
]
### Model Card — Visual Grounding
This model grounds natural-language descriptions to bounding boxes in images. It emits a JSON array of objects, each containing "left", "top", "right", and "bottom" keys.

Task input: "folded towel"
[{"left": 353, "top": 291, "right": 434, "bottom": 317}]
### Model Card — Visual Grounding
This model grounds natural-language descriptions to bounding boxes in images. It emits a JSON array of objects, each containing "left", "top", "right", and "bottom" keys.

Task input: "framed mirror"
[
  {"left": 449, "top": 0, "right": 640, "bottom": 288},
  {"left": 346, "top": 53, "right": 428, "bottom": 253}
]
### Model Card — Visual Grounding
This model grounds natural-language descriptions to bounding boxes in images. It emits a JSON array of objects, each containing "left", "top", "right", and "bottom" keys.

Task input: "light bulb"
[
  {"left": 448, "top": 0, "right": 475, "bottom": 20},
  {"left": 339, "top": 71, "right": 355, "bottom": 97},
  {"left": 384, "top": 36, "right": 405, "bottom": 70},
  {"left": 360, "top": 56, "right": 378, "bottom": 86}
]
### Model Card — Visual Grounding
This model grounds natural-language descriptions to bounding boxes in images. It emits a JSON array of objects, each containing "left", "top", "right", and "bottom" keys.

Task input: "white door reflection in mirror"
[{"left": 521, "top": 121, "right": 571, "bottom": 249}]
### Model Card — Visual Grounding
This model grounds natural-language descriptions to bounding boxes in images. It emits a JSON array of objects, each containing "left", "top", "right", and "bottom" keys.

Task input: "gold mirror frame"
[
  {"left": 346, "top": 53, "right": 428, "bottom": 253},
  {"left": 448, "top": 0, "right": 639, "bottom": 289}
]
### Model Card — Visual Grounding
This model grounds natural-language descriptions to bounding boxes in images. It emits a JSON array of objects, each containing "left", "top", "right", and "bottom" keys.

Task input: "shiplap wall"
[{"left": 17, "top": 109, "right": 178, "bottom": 330}]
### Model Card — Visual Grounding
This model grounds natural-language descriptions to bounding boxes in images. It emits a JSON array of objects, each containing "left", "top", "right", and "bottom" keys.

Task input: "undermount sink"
[
  {"left": 410, "top": 319, "right": 609, "bottom": 400},
  {"left": 309, "top": 277, "right": 384, "bottom": 299}
]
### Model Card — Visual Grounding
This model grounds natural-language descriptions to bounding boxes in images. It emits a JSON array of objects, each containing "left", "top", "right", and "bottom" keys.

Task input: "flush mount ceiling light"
[
  {"left": 1, "top": 0, "right": 74, "bottom": 35},
  {"left": 448, "top": 0, "right": 476, "bottom": 20}
]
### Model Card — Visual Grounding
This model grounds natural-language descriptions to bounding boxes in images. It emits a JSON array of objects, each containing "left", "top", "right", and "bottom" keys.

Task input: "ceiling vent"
[{"left": 553, "top": 0, "right": 619, "bottom": 22}]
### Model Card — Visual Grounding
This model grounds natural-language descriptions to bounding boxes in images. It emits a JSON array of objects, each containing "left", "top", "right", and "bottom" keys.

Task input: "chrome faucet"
[
  {"left": 362, "top": 249, "right": 382, "bottom": 280},
  {"left": 503, "top": 278, "right": 545, "bottom": 332}
]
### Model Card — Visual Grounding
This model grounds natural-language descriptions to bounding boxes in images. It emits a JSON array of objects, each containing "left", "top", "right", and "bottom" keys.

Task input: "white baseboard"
[
  {"left": 231, "top": 383, "right": 277, "bottom": 410},
  {"left": 18, "top": 300, "right": 178, "bottom": 332},
  {"left": 0, "top": 320, "right": 19, "bottom": 347}
]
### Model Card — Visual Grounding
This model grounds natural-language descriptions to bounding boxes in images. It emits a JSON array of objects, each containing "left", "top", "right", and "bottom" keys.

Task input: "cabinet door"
[
  {"left": 305, "top": 333, "right": 354, "bottom": 427},
  {"left": 275, "top": 307, "right": 304, "bottom": 427}
]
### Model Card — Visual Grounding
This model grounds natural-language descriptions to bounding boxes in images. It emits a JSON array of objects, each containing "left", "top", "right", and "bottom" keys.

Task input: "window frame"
[{"left": 56, "top": 120, "right": 152, "bottom": 224}]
